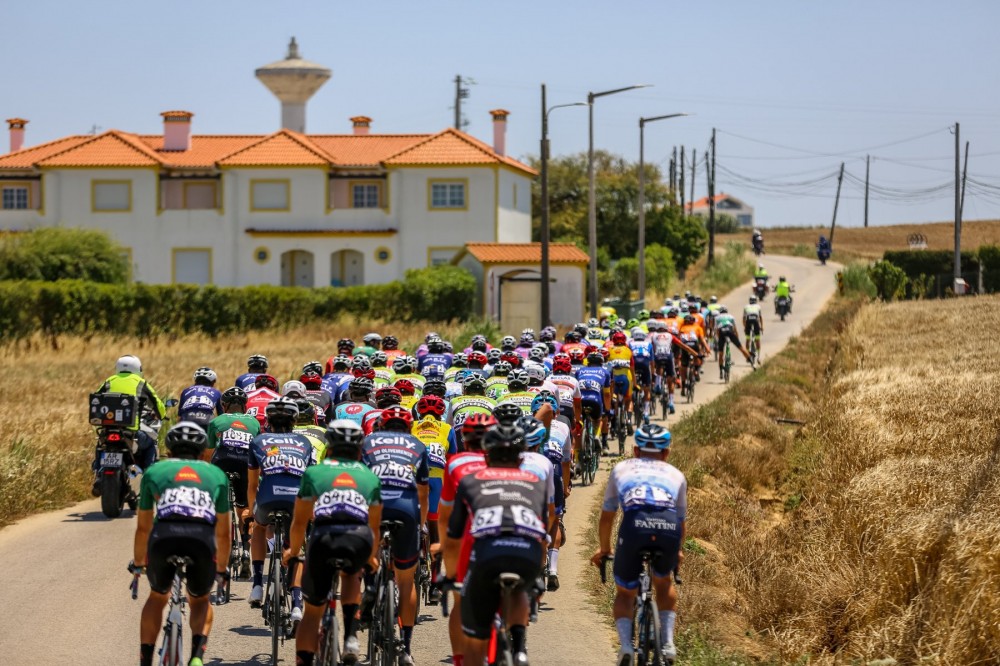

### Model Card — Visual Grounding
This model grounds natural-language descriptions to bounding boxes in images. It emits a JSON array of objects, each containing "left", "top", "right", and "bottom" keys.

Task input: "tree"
[
  {"left": 0, "top": 227, "right": 129, "bottom": 283},
  {"left": 868, "top": 260, "right": 908, "bottom": 301},
  {"left": 710, "top": 213, "right": 741, "bottom": 234},
  {"left": 646, "top": 206, "right": 707, "bottom": 272},
  {"left": 643, "top": 243, "right": 675, "bottom": 294}
]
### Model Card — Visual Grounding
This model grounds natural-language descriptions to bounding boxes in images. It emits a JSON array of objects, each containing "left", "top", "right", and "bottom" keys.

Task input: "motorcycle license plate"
[{"left": 101, "top": 452, "right": 124, "bottom": 468}]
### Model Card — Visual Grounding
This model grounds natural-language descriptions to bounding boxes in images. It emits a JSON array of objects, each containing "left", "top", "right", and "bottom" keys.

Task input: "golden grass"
[
  {"left": 0, "top": 318, "right": 493, "bottom": 526},
  {"left": 718, "top": 219, "right": 1000, "bottom": 260}
]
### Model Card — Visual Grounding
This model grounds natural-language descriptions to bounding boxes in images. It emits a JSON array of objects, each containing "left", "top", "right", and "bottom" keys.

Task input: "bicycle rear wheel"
[
  {"left": 636, "top": 598, "right": 663, "bottom": 666},
  {"left": 380, "top": 579, "right": 398, "bottom": 666},
  {"left": 318, "top": 609, "right": 340, "bottom": 666},
  {"left": 269, "top": 536, "right": 283, "bottom": 665}
]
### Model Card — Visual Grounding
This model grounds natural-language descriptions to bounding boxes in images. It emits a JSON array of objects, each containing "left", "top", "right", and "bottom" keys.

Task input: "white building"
[
  {"left": 690, "top": 193, "right": 754, "bottom": 228},
  {"left": 0, "top": 41, "right": 535, "bottom": 287}
]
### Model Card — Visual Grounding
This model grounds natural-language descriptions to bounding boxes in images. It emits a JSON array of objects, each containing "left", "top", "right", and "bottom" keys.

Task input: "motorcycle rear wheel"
[{"left": 101, "top": 472, "right": 124, "bottom": 518}]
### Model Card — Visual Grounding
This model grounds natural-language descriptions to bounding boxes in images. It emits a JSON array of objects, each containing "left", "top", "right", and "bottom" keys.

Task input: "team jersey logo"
[
  {"left": 174, "top": 466, "right": 201, "bottom": 483},
  {"left": 333, "top": 472, "right": 358, "bottom": 488}
]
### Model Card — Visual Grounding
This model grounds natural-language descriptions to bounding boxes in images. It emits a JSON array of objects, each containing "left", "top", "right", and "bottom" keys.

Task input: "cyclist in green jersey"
[
  {"left": 285, "top": 420, "right": 382, "bottom": 666},
  {"left": 495, "top": 368, "right": 536, "bottom": 415},
  {"left": 205, "top": 387, "right": 260, "bottom": 554},
  {"left": 133, "top": 422, "right": 231, "bottom": 666},
  {"left": 485, "top": 361, "right": 512, "bottom": 402},
  {"left": 714, "top": 306, "right": 753, "bottom": 376}
]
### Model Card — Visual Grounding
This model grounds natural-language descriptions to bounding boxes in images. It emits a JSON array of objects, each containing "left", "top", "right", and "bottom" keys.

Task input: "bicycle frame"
[
  {"left": 317, "top": 559, "right": 346, "bottom": 666},
  {"left": 264, "top": 511, "right": 292, "bottom": 666},
  {"left": 161, "top": 557, "right": 190, "bottom": 666},
  {"left": 369, "top": 522, "right": 401, "bottom": 666}
]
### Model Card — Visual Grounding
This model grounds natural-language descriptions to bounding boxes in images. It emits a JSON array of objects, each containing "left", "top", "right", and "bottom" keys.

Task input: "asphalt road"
[{"left": 0, "top": 254, "right": 838, "bottom": 666}]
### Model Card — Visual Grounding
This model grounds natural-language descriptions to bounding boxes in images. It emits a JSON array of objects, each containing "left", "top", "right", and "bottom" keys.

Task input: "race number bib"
[
  {"left": 156, "top": 487, "right": 216, "bottom": 523},
  {"left": 425, "top": 443, "right": 446, "bottom": 470},
  {"left": 622, "top": 485, "right": 675, "bottom": 511},
  {"left": 314, "top": 488, "right": 369, "bottom": 522},
  {"left": 221, "top": 427, "right": 254, "bottom": 450},
  {"left": 579, "top": 379, "right": 603, "bottom": 393},
  {"left": 510, "top": 505, "right": 546, "bottom": 539},
  {"left": 469, "top": 506, "right": 503, "bottom": 538},
  {"left": 262, "top": 451, "right": 307, "bottom": 476},
  {"left": 181, "top": 395, "right": 215, "bottom": 412},
  {"left": 370, "top": 460, "right": 416, "bottom": 489}
]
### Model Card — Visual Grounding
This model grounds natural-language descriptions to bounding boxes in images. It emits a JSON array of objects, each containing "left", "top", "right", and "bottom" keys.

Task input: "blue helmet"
[
  {"left": 635, "top": 423, "right": 672, "bottom": 452},
  {"left": 516, "top": 416, "right": 547, "bottom": 450},
  {"left": 531, "top": 392, "right": 559, "bottom": 415}
]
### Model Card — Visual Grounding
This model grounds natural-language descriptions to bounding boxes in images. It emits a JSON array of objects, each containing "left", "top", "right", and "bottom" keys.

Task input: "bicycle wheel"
[
  {"left": 158, "top": 620, "right": 180, "bottom": 666},
  {"left": 380, "top": 579, "right": 398, "bottom": 666},
  {"left": 269, "top": 541, "right": 282, "bottom": 665},
  {"left": 318, "top": 609, "right": 340, "bottom": 666},
  {"left": 636, "top": 599, "right": 663, "bottom": 666},
  {"left": 617, "top": 404, "right": 627, "bottom": 456}
]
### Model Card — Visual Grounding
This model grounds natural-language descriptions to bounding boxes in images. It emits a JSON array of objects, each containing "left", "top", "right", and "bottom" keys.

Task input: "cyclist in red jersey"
[
  {"left": 245, "top": 374, "right": 279, "bottom": 428},
  {"left": 437, "top": 413, "right": 496, "bottom": 666}
]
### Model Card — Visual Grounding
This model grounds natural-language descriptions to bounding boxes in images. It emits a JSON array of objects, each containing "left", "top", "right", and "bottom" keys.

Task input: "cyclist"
[
  {"left": 205, "top": 387, "right": 261, "bottom": 563},
  {"left": 246, "top": 398, "right": 315, "bottom": 623},
  {"left": 533, "top": 392, "right": 571, "bottom": 592},
  {"left": 548, "top": 354, "right": 582, "bottom": 451},
  {"left": 449, "top": 374, "right": 497, "bottom": 448},
  {"left": 93, "top": 355, "right": 166, "bottom": 491},
  {"left": 132, "top": 422, "right": 231, "bottom": 666},
  {"left": 419, "top": 337, "right": 453, "bottom": 377},
  {"left": 578, "top": 350, "right": 613, "bottom": 452},
  {"left": 412, "top": 395, "right": 451, "bottom": 559},
  {"left": 395, "top": 378, "right": 419, "bottom": 411},
  {"left": 496, "top": 368, "right": 536, "bottom": 415},
  {"left": 364, "top": 385, "right": 404, "bottom": 435},
  {"left": 361, "top": 406, "right": 430, "bottom": 666},
  {"left": 629, "top": 329, "right": 654, "bottom": 422},
  {"left": 678, "top": 315, "right": 709, "bottom": 395},
  {"left": 485, "top": 360, "right": 512, "bottom": 402},
  {"left": 649, "top": 321, "right": 677, "bottom": 415},
  {"left": 293, "top": 399, "right": 329, "bottom": 465},
  {"left": 382, "top": 334, "right": 407, "bottom": 362},
  {"left": 591, "top": 423, "right": 686, "bottom": 666},
  {"left": 715, "top": 305, "right": 753, "bottom": 375},
  {"left": 743, "top": 295, "right": 765, "bottom": 361},
  {"left": 321, "top": 355, "right": 354, "bottom": 402},
  {"left": 354, "top": 332, "right": 382, "bottom": 358},
  {"left": 285, "top": 420, "right": 382, "bottom": 666},
  {"left": 178, "top": 367, "right": 221, "bottom": 428},
  {"left": 334, "top": 377, "right": 376, "bottom": 427},
  {"left": 774, "top": 275, "right": 793, "bottom": 313},
  {"left": 607, "top": 331, "right": 636, "bottom": 435},
  {"left": 370, "top": 351, "right": 397, "bottom": 390},
  {"left": 246, "top": 374, "right": 280, "bottom": 429},
  {"left": 561, "top": 330, "right": 587, "bottom": 358},
  {"left": 300, "top": 362, "right": 335, "bottom": 427},
  {"left": 236, "top": 354, "right": 269, "bottom": 391},
  {"left": 443, "top": 424, "right": 548, "bottom": 666},
  {"left": 393, "top": 356, "right": 426, "bottom": 394},
  {"left": 466, "top": 350, "right": 489, "bottom": 379},
  {"left": 518, "top": 415, "right": 557, "bottom": 528}
]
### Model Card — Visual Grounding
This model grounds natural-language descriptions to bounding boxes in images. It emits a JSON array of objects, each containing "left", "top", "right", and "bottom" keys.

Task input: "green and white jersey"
[
  {"left": 485, "top": 376, "right": 509, "bottom": 402},
  {"left": 715, "top": 313, "right": 737, "bottom": 330},
  {"left": 743, "top": 304, "right": 762, "bottom": 320},
  {"left": 299, "top": 459, "right": 382, "bottom": 525},
  {"left": 206, "top": 413, "right": 261, "bottom": 454},
  {"left": 139, "top": 459, "right": 230, "bottom": 524}
]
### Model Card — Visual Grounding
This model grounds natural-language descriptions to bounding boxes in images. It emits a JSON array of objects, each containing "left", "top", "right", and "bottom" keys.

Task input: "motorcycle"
[
  {"left": 754, "top": 277, "right": 769, "bottom": 301},
  {"left": 817, "top": 244, "right": 831, "bottom": 265},
  {"left": 775, "top": 295, "right": 791, "bottom": 321},
  {"left": 752, "top": 236, "right": 765, "bottom": 256}
]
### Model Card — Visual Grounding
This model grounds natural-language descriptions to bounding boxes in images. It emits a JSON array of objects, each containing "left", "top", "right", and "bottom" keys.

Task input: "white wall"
[
  {"left": 496, "top": 167, "right": 532, "bottom": 243},
  {"left": 479, "top": 261, "right": 585, "bottom": 328}
]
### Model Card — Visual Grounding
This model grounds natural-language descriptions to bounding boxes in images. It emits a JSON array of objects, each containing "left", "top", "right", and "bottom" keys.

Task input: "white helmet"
[
  {"left": 758, "top": 262, "right": 764, "bottom": 270},
  {"left": 193, "top": 367, "right": 217, "bottom": 383},
  {"left": 525, "top": 364, "right": 546, "bottom": 383},
  {"left": 282, "top": 380, "right": 308, "bottom": 398},
  {"left": 630, "top": 327, "right": 646, "bottom": 340},
  {"left": 115, "top": 355, "right": 142, "bottom": 375}
]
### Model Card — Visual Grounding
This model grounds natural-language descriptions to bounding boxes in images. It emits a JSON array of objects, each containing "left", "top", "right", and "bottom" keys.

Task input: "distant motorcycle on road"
[
  {"left": 754, "top": 277, "right": 769, "bottom": 302},
  {"left": 817, "top": 236, "right": 832, "bottom": 265},
  {"left": 775, "top": 295, "right": 791, "bottom": 321}
]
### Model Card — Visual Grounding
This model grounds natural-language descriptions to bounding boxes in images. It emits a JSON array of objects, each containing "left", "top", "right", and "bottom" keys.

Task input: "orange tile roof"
[
  {"left": 690, "top": 193, "right": 737, "bottom": 209},
  {"left": 462, "top": 242, "right": 589, "bottom": 264},
  {"left": 310, "top": 135, "right": 430, "bottom": 167},
  {"left": 37, "top": 131, "right": 165, "bottom": 167},
  {"left": 0, "top": 135, "right": 92, "bottom": 170},
  {"left": 384, "top": 129, "right": 537, "bottom": 175},
  {"left": 217, "top": 130, "right": 334, "bottom": 166},
  {"left": 136, "top": 135, "right": 261, "bottom": 169}
]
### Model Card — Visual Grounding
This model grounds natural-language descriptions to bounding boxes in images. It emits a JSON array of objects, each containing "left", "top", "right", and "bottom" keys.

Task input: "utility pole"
[
  {"left": 708, "top": 129, "right": 717, "bottom": 266},
  {"left": 954, "top": 122, "right": 962, "bottom": 285},
  {"left": 960, "top": 140, "right": 969, "bottom": 219},
  {"left": 830, "top": 162, "right": 845, "bottom": 244},
  {"left": 864, "top": 154, "right": 870, "bottom": 228},
  {"left": 689, "top": 149, "right": 696, "bottom": 216},
  {"left": 454, "top": 75, "right": 471, "bottom": 129},
  {"left": 679, "top": 146, "right": 686, "bottom": 215},
  {"left": 670, "top": 146, "right": 678, "bottom": 205},
  {"left": 540, "top": 84, "right": 550, "bottom": 329}
]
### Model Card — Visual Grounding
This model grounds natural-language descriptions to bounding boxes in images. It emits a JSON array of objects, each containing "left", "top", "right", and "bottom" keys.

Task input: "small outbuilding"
[{"left": 453, "top": 243, "right": 589, "bottom": 331}]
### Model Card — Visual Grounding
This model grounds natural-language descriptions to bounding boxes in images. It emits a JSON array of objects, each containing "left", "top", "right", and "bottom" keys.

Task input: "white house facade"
[{"left": 690, "top": 193, "right": 755, "bottom": 228}]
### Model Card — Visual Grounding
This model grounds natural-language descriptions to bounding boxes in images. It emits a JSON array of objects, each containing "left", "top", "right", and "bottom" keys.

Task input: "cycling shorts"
[
  {"left": 655, "top": 358, "right": 675, "bottom": 378},
  {"left": 613, "top": 508, "right": 681, "bottom": 590},
  {"left": 679, "top": 350, "right": 699, "bottom": 368},
  {"left": 178, "top": 410, "right": 214, "bottom": 429},
  {"left": 633, "top": 363, "right": 652, "bottom": 387},
  {"left": 612, "top": 375, "right": 630, "bottom": 396},
  {"left": 460, "top": 536, "right": 543, "bottom": 639},
  {"left": 211, "top": 454, "right": 248, "bottom": 508},
  {"left": 382, "top": 497, "right": 421, "bottom": 570},
  {"left": 254, "top": 494, "right": 296, "bottom": 529},
  {"left": 301, "top": 523, "right": 373, "bottom": 606},
  {"left": 581, "top": 398, "right": 603, "bottom": 420},
  {"left": 717, "top": 327, "right": 743, "bottom": 350},
  {"left": 559, "top": 404, "right": 576, "bottom": 422},
  {"left": 553, "top": 476, "right": 565, "bottom": 515},
  {"left": 745, "top": 320, "right": 761, "bottom": 337},
  {"left": 428, "top": 477, "right": 443, "bottom": 521},
  {"left": 146, "top": 522, "right": 217, "bottom": 597}
]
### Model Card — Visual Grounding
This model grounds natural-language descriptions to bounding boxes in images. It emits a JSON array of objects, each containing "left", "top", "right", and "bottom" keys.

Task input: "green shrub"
[
  {"left": 838, "top": 263, "right": 876, "bottom": 299},
  {"left": 0, "top": 228, "right": 129, "bottom": 283},
  {"left": 980, "top": 244, "right": 1000, "bottom": 294},
  {"left": 868, "top": 260, "right": 908, "bottom": 301},
  {"left": 882, "top": 249, "right": 979, "bottom": 279}
]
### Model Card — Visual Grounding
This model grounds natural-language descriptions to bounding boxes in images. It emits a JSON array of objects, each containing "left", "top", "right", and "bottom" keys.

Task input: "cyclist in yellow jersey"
[
  {"left": 607, "top": 330, "right": 636, "bottom": 432},
  {"left": 291, "top": 399, "right": 327, "bottom": 465},
  {"left": 411, "top": 394, "right": 451, "bottom": 597}
]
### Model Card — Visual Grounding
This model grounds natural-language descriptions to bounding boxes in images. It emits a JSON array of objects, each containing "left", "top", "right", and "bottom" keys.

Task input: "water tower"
[{"left": 255, "top": 37, "right": 331, "bottom": 133}]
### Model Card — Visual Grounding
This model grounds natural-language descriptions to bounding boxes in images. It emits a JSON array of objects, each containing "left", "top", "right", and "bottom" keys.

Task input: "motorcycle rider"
[
  {"left": 751, "top": 228, "right": 764, "bottom": 255},
  {"left": 93, "top": 355, "right": 167, "bottom": 494},
  {"left": 774, "top": 276, "right": 792, "bottom": 314}
]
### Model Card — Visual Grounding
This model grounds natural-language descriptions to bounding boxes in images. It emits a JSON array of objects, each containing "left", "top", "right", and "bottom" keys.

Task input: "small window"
[
  {"left": 1, "top": 186, "right": 29, "bottom": 210},
  {"left": 251, "top": 180, "right": 290, "bottom": 211},
  {"left": 737, "top": 214, "right": 752, "bottom": 227},
  {"left": 183, "top": 182, "right": 217, "bottom": 210},
  {"left": 173, "top": 249, "right": 212, "bottom": 285},
  {"left": 92, "top": 181, "right": 131, "bottom": 212},
  {"left": 430, "top": 181, "right": 466, "bottom": 209},
  {"left": 352, "top": 183, "right": 381, "bottom": 208}
]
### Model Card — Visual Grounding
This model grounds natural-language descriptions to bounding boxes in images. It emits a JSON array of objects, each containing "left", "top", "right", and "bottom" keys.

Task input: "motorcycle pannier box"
[{"left": 88, "top": 392, "right": 138, "bottom": 427}]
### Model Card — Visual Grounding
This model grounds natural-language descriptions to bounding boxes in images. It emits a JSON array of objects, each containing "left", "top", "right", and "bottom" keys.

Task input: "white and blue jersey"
[
  {"left": 628, "top": 339, "right": 654, "bottom": 367},
  {"left": 603, "top": 457, "right": 686, "bottom": 517},
  {"left": 520, "top": 451, "right": 556, "bottom": 505},
  {"left": 234, "top": 372, "right": 261, "bottom": 392},
  {"left": 576, "top": 366, "right": 611, "bottom": 405},
  {"left": 178, "top": 385, "right": 222, "bottom": 423}
]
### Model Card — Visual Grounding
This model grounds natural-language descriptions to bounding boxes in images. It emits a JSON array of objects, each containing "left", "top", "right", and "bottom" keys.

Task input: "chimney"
[
  {"left": 161, "top": 111, "right": 193, "bottom": 151},
  {"left": 489, "top": 109, "right": 509, "bottom": 156},
  {"left": 351, "top": 116, "right": 372, "bottom": 136},
  {"left": 7, "top": 118, "right": 28, "bottom": 153}
]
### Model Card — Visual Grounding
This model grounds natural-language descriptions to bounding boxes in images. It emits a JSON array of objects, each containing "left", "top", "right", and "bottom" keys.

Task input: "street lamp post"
[
  {"left": 588, "top": 84, "right": 651, "bottom": 317},
  {"left": 638, "top": 113, "right": 688, "bottom": 301},
  {"left": 540, "top": 84, "right": 586, "bottom": 328}
]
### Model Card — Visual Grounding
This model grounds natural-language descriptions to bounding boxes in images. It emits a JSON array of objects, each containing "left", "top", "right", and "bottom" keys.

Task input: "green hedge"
[
  {"left": 882, "top": 250, "right": 980, "bottom": 278},
  {"left": 0, "top": 265, "right": 476, "bottom": 341},
  {"left": 979, "top": 245, "right": 1000, "bottom": 294}
]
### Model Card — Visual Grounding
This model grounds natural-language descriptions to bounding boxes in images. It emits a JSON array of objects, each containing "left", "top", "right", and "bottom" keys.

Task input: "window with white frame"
[
  {"left": 430, "top": 181, "right": 466, "bottom": 209},
  {"left": 1, "top": 185, "right": 29, "bottom": 210},
  {"left": 352, "top": 183, "right": 381, "bottom": 208},
  {"left": 251, "top": 180, "right": 290, "bottom": 211},
  {"left": 92, "top": 181, "right": 131, "bottom": 212}
]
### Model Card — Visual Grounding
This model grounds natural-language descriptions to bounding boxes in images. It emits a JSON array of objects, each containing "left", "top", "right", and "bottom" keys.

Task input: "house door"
[
  {"left": 331, "top": 250, "right": 364, "bottom": 286},
  {"left": 499, "top": 276, "right": 540, "bottom": 333},
  {"left": 280, "top": 250, "right": 315, "bottom": 287}
]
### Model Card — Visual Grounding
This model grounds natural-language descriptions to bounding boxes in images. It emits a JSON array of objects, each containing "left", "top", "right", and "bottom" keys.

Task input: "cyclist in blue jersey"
[
  {"left": 178, "top": 367, "right": 222, "bottom": 428},
  {"left": 577, "top": 351, "right": 613, "bottom": 451},
  {"left": 235, "top": 354, "right": 269, "bottom": 392},
  {"left": 628, "top": 329, "right": 654, "bottom": 423},
  {"left": 321, "top": 354, "right": 353, "bottom": 400},
  {"left": 361, "top": 406, "right": 430, "bottom": 666},
  {"left": 418, "top": 337, "right": 454, "bottom": 378},
  {"left": 592, "top": 423, "right": 686, "bottom": 665},
  {"left": 333, "top": 377, "right": 375, "bottom": 427}
]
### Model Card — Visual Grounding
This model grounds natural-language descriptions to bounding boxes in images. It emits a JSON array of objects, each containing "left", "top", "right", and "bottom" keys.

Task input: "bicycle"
[
  {"left": 747, "top": 333, "right": 761, "bottom": 366},
  {"left": 368, "top": 520, "right": 403, "bottom": 666},
  {"left": 439, "top": 571, "right": 533, "bottom": 666},
  {"left": 262, "top": 510, "right": 294, "bottom": 666},
  {"left": 633, "top": 378, "right": 649, "bottom": 427},
  {"left": 721, "top": 338, "right": 733, "bottom": 384},
  {"left": 612, "top": 392, "right": 628, "bottom": 457},
  {"left": 601, "top": 554, "right": 680, "bottom": 666},
  {"left": 579, "top": 412, "right": 600, "bottom": 487},
  {"left": 131, "top": 556, "right": 191, "bottom": 666},
  {"left": 216, "top": 472, "right": 248, "bottom": 605},
  {"left": 414, "top": 526, "right": 438, "bottom": 623},
  {"left": 315, "top": 556, "right": 350, "bottom": 666}
]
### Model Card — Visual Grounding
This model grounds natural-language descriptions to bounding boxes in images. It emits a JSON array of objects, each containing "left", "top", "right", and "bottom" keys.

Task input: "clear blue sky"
[{"left": 8, "top": 0, "right": 1000, "bottom": 227}]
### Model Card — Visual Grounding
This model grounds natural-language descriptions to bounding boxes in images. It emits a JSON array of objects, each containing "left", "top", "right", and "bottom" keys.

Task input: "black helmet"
[
  {"left": 266, "top": 396, "right": 299, "bottom": 424},
  {"left": 294, "top": 399, "right": 316, "bottom": 425},
  {"left": 382, "top": 335, "right": 399, "bottom": 350},
  {"left": 349, "top": 377, "right": 374, "bottom": 399},
  {"left": 371, "top": 351, "right": 388, "bottom": 368},
  {"left": 587, "top": 351, "right": 604, "bottom": 366},
  {"left": 493, "top": 403, "right": 524, "bottom": 425},
  {"left": 221, "top": 386, "right": 248, "bottom": 410},
  {"left": 423, "top": 378, "right": 447, "bottom": 397},
  {"left": 247, "top": 354, "right": 268, "bottom": 371},
  {"left": 483, "top": 424, "right": 527, "bottom": 463},
  {"left": 324, "top": 419, "right": 365, "bottom": 455},
  {"left": 427, "top": 338, "right": 446, "bottom": 354},
  {"left": 166, "top": 421, "right": 208, "bottom": 458},
  {"left": 392, "top": 356, "right": 414, "bottom": 374}
]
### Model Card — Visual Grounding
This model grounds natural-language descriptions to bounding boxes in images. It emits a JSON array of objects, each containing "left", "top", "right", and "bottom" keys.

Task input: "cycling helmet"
[
  {"left": 587, "top": 317, "right": 599, "bottom": 328},
  {"left": 525, "top": 364, "right": 546, "bottom": 384},
  {"left": 370, "top": 351, "right": 388, "bottom": 368},
  {"left": 683, "top": 314, "right": 695, "bottom": 325},
  {"left": 382, "top": 335, "right": 399, "bottom": 351},
  {"left": 221, "top": 386, "right": 248, "bottom": 410},
  {"left": 719, "top": 305, "right": 729, "bottom": 314},
  {"left": 193, "top": 367, "right": 217, "bottom": 384},
  {"left": 425, "top": 332, "right": 440, "bottom": 342},
  {"left": 564, "top": 330, "right": 580, "bottom": 343},
  {"left": 165, "top": 421, "right": 208, "bottom": 458},
  {"left": 492, "top": 360, "right": 512, "bottom": 377},
  {"left": 528, "top": 346, "right": 547, "bottom": 363},
  {"left": 517, "top": 416, "right": 547, "bottom": 450},
  {"left": 300, "top": 371, "right": 322, "bottom": 388},
  {"left": 710, "top": 295, "right": 718, "bottom": 304},
  {"left": 461, "top": 413, "right": 498, "bottom": 449},
  {"left": 467, "top": 351, "right": 488, "bottom": 368},
  {"left": 352, "top": 356, "right": 372, "bottom": 371},
  {"left": 394, "top": 378, "right": 416, "bottom": 396},
  {"left": 635, "top": 423, "right": 672, "bottom": 452},
  {"left": 573, "top": 323, "right": 589, "bottom": 337},
  {"left": 508, "top": 368, "right": 530, "bottom": 391},
  {"left": 443, "top": 341, "right": 454, "bottom": 353},
  {"left": 758, "top": 262, "right": 764, "bottom": 270},
  {"left": 247, "top": 354, "right": 268, "bottom": 371},
  {"left": 302, "top": 361, "right": 324, "bottom": 376},
  {"left": 749, "top": 296, "right": 757, "bottom": 304},
  {"left": 393, "top": 356, "right": 414, "bottom": 374},
  {"left": 349, "top": 377, "right": 374, "bottom": 400},
  {"left": 568, "top": 347, "right": 586, "bottom": 364},
  {"left": 337, "top": 338, "right": 355, "bottom": 353},
  {"left": 375, "top": 386, "right": 402, "bottom": 408},
  {"left": 493, "top": 403, "right": 524, "bottom": 426},
  {"left": 332, "top": 354, "right": 352, "bottom": 372},
  {"left": 638, "top": 309, "right": 650, "bottom": 320},
  {"left": 454, "top": 368, "right": 473, "bottom": 385},
  {"left": 470, "top": 334, "right": 489, "bottom": 352},
  {"left": 500, "top": 351, "right": 522, "bottom": 368},
  {"left": 452, "top": 353, "right": 468, "bottom": 368},
  {"left": 631, "top": 327, "right": 646, "bottom": 340},
  {"left": 463, "top": 373, "right": 488, "bottom": 394},
  {"left": 625, "top": 319, "right": 639, "bottom": 330},
  {"left": 324, "top": 419, "right": 365, "bottom": 455},
  {"left": 611, "top": 331, "right": 627, "bottom": 345},
  {"left": 779, "top": 275, "right": 787, "bottom": 282},
  {"left": 587, "top": 351, "right": 604, "bottom": 366},
  {"left": 255, "top": 374, "right": 279, "bottom": 392},
  {"left": 294, "top": 399, "right": 317, "bottom": 425},
  {"left": 552, "top": 355, "right": 572, "bottom": 374},
  {"left": 487, "top": 349, "right": 502, "bottom": 364},
  {"left": 363, "top": 332, "right": 382, "bottom": 347},
  {"left": 519, "top": 332, "right": 535, "bottom": 346},
  {"left": 539, "top": 327, "right": 556, "bottom": 342},
  {"left": 667, "top": 307, "right": 679, "bottom": 318},
  {"left": 427, "top": 338, "right": 446, "bottom": 354},
  {"left": 422, "top": 378, "right": 447, "bottom": 397},
  {"left": 353, "top": 367, "right": 376, "bottom": 381},
  {"left": 483, "top": 424, "right": 527, "bottom": 463},
  {"left": 531, "top": 392, "right": 559, "bottom": 415},
  {"left": 689, "top": 303, "right": 699, "bottom": 312},
  {"left": 282, "top": 380, "right": 307, "bottom": 398},
  {"left": 379, "top": 406, "right": 413, "bottom": 431},
  {"left": 500, "top": 336, "right": 517, "bottom": 351},
  {"left": 266, "top": 396, "right": 300, "bottom": 425},
  {"left": 116, "top": 355, "right": 142, "bottom": 375},
  {"left": 416, "top": 395, "right": 446, "bottom": 419}
]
